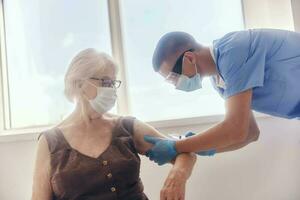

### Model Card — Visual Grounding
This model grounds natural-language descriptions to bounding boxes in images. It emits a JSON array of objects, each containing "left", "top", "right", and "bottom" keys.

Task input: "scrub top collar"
[
  {"left": 210, "top": 45, "right": 226, "bottom": 89},
  {"left": 209, "top": 45, "right": 216, "bottom": 63}
]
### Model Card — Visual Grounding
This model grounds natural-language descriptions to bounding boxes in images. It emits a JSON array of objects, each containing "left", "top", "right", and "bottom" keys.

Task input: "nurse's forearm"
[
  {"left": 216, "top": 113, "right": 260, "bottom": 153},
  {"left": 177, "top": 90, "right": 256, "bottom": 154},
  {"left": 176, "top": 121, "right": 248, "bottom": 153},
  {"left": 216, "top": 131, "right": 258, "bottom": 153}
]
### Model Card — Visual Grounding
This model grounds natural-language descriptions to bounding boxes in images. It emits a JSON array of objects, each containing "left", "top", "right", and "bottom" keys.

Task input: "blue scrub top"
[{"left": 211, "top": 29, "right": 300, "bottom": 119}]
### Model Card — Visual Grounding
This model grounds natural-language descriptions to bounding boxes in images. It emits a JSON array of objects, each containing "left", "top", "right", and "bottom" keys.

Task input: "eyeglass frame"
[{"left": 89, "top": 77, "right": 122, "bottom": 88}]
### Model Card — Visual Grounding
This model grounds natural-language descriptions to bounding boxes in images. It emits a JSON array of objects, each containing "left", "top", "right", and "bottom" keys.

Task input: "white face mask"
[
  {"left": 175, "top": 64, "right": 202, "bottom": 92},
  {"left": 88, "top": 85, "right": 117, "bottom": 114}
]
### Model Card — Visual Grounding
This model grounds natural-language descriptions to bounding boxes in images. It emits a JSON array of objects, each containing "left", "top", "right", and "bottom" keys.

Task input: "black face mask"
[{"left": 171, "top": 49, "right": 194, "bottom": 74}]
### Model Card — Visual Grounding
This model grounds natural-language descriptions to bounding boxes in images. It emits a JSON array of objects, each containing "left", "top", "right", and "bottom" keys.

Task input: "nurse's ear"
[
  {"left": 183, "top": 51, "right": 197, "bottom": 65},
  {"left": 183, "top": 52, "right": 197, "bottom": 76}
]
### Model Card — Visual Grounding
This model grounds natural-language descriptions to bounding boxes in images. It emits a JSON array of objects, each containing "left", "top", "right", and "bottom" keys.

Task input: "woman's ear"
[
  {"left": 77, "top": 80, "right": 88, "bottom": 91},
  {"left": 75, "top": 80, "right": 86, "bottom": 97}
]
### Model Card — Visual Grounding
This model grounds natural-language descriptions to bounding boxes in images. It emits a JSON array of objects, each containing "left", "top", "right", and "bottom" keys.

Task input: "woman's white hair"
[{"left": 64, "top": 48, "right": 118, "bottom": 102}]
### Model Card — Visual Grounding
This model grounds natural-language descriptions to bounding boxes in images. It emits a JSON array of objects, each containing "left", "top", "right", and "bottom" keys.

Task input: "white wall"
[
  {"left": 142, "top": 117, "right": 300, "bottom": 200},
  {"left": 1, "top": 0, "right": 299, "bottom": 199},
  {"left": 243, "top": 0, "right": 294, "bottom": 30},
  {"left": 0, "top": 117, "right": 300, "bottom": 200}
]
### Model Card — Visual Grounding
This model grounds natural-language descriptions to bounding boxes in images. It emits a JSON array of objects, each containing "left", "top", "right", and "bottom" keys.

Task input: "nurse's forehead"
[{"left": 158, "top": 62, "right": 173, "bottom": 77}]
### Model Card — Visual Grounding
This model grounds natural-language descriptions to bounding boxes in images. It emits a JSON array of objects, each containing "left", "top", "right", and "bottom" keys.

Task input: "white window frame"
[
  {"left": 107, "top": 0, "right": 130, "bottom": 116},
  {"left": 291, "top": 0, "right": 300, "bottom": 32},
  {"left": 0, "top": 0, "right": 11, "bottom": 131},
  {"left": 0, "top": 0, "right": 273, "bottom": 142}
]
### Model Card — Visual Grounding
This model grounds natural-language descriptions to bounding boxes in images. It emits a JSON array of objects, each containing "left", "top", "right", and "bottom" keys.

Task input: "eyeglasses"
[
  {"left": 165, "top": 48, "right": 194, "bottom": 85},
  {"left": 90, "top": 77, "right": 122, "bottom": 88}
]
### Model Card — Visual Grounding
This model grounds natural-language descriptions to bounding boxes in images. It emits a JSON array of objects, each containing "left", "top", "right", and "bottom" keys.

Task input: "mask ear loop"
[
  {"left": 194, "top": 63, "right": 198, "bottom": 74},
  {"left": 86, "top": 80, "right": 98, "bottom": 88},
  {"left": 192, "top": 54, "right": 198, "bottom": 75}
]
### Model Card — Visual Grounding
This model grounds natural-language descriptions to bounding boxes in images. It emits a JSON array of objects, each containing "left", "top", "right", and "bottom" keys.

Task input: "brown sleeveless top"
[{"left": 40, "top": 116, "right": 148, "bottom": 200}]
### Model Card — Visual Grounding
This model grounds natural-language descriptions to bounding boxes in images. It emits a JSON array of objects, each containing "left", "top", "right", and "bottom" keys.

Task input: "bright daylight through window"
[
  {"left": 4, "top": 0, "right": 111, "bottom": 128},
  {"left": 2, "top": 0, "right": 244, "bottom": 129},
  {"left": 121, "top": 0, "right": 244, "bottom": 121}
]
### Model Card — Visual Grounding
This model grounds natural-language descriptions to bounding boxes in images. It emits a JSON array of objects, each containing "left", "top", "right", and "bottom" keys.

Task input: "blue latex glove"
[
  {"left": 185, "top": 131, "right": 216, "bottom": 156},
  {"left": 144, "top": 135, "right": 178, "bottom": 165}
]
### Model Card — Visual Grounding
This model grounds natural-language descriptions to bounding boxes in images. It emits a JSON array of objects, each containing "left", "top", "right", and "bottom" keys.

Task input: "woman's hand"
[{"left": 160, "top": 168, "right": 188, "bottom": 200}]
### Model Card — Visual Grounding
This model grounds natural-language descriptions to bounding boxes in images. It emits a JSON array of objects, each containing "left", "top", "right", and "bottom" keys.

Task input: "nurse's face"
[{"left": 159, "top": 50, "right": 198, "bottom": 86}]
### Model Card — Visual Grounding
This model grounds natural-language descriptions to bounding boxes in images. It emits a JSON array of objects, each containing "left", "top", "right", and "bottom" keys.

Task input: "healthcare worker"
[{"left": 144, "top": 29, "right": 300, "bottom": 165}]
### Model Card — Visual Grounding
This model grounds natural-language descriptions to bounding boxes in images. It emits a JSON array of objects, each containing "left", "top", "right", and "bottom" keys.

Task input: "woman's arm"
[
  {"left": 159, "top": 153, "right": 195, "bottom": 200},
  {"left": 132, "top": 119, "right": 196, "bottom": 200},
  {"left": 132, "top": 118, "right": 196, "bottom": 160},
  {"left": 31, "top": 135, "right": 53, "bottom": 200}
]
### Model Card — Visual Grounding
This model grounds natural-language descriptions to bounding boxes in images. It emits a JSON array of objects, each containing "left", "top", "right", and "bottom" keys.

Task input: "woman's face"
[{"left": 81, "top": 67, "right": 117, "bottom": 101}]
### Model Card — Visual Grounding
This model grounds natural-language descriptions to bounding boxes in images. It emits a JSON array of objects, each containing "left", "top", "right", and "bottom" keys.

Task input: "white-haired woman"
[{"left": 32, "top": 48, "right": 196, "bottom": 200}]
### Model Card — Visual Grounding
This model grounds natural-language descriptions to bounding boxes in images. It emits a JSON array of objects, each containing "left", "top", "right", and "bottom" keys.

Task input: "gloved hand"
[
  {"left": 144, "top": 135, "right": 178, "bottom": 165},
  {"left": 184, "top": 131, "right": 216, "bottom": 156}
]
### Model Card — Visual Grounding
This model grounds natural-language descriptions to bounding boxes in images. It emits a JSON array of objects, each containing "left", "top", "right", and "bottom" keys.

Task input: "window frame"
[
  {"left": 0, "top": 0, "right": 131, "bottom": 132},
  {"left": 0, "top": 0, "right": 11, "bottom": 131},
  {"left": 291, "top": 0, "right": 300, "bottom": 32},
  {"left": 107, "top": 0, "right": 131, "bottom": 116},
  {"left": 0, "top": 0, "right": 269, "bottom": 140}
]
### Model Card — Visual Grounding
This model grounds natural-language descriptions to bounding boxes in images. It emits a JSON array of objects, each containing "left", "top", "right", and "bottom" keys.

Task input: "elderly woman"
[{"left": 32, "top": 48, "right": 196, "bottom": 200}]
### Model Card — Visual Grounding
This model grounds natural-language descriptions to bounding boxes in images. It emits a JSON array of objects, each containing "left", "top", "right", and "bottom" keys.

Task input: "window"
[
  {"left": 3, "top": 0, "right": 111, "bottom": 128},
  {"left": 0, "top": 0, "right": 244, "bottom": 131},
  {"left": 121, "top": 0, "right": 244, "bottom": 121}
]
